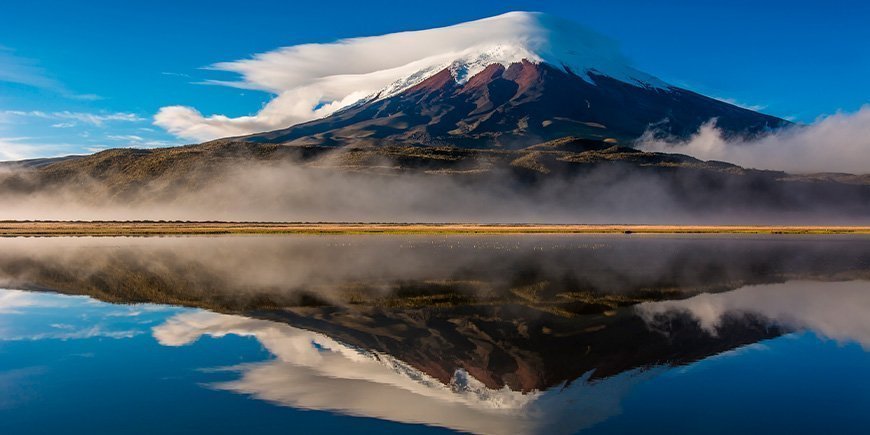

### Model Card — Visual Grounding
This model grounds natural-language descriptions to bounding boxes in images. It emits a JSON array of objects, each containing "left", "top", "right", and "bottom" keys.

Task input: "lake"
[{"left": 1, "top": 235, "right": 868, "bottom": 434}]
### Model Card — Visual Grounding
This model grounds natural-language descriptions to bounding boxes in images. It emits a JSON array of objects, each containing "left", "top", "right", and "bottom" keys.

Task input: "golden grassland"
[{"left": 1, "top": 221, "right": 870, "bottom": 236}]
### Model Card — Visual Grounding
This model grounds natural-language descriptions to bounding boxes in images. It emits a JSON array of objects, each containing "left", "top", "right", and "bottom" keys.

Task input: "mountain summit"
[
  {"left": 239, "top": 12, "right": 787, "bottom": 148},
  {"left": 363, "top": 12, "right": 670, "bottom": 98}
]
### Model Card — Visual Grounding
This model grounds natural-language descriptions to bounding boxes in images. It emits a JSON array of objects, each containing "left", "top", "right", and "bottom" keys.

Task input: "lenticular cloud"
[{"left": 154, "top": 12, "right": 659, "bottom": 141}]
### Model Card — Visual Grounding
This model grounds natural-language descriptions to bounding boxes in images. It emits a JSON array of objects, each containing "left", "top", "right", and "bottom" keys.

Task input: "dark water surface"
[{"left": 0, "top": 235, "right": 868, "bottom": 434}]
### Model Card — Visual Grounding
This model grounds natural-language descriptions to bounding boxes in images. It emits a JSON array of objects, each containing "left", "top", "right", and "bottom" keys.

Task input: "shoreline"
[{"left": 1, "top": 222, "right": 870, "bottom": 236}]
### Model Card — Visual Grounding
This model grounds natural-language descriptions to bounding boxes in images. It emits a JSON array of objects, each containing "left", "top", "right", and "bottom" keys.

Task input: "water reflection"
[
  {"left": 0, "top": 288, "right": 174, "bottom": 341},
  {"left": 0, "top": 235, "right": 868, "bottom": 434},
  {"left": 1, "top": 235, "right": 868, "bottom": 313},
  {"left": 638, "top": 280, "right": 870, "bottom": 349},
  {"left": 154, "top": 310, "right": 656, "bottom": 434}
]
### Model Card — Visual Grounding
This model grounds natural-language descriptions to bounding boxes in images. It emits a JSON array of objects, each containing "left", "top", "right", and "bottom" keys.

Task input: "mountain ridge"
[
  {"left": 3, "top": 136, "right": 869, "bottom": 223},
  {"left": 240, "top": 60, "right": 788, "bottom": 148}
]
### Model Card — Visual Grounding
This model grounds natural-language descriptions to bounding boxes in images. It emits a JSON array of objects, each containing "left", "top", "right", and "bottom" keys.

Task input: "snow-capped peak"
[
  {"left": 160, "top": 12, "right": 670, "bottom": 141},
  {"left": 372, "top": 12, "right": 668, "bottom": 100}
]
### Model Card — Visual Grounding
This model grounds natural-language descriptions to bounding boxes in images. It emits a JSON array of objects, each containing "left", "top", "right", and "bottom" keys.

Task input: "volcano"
[
  {"left": 4, "top": 12, "right": 864, "bottom": 223},
  {"left": 238, "top": 12, "right": 787, "bottom": 148}
]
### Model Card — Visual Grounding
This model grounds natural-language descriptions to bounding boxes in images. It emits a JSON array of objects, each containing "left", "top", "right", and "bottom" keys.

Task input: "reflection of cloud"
[
  {"left": 0, "top": 366, "right": 45, "bottom": 410},
  {"left": 0, "top": 288, "right": 172, "bottom": 341},
  {"left": 154, "top": 311, "right": 658, "bottom": 435},
  {"left": 637, "top": 280, "right": 870, "bottom": 349},
  {"left": 1, "top": 326, "right": 143, "bottom": 341},
  {"left": 0, "top": 289, "right": 64, "bottom": 314}
]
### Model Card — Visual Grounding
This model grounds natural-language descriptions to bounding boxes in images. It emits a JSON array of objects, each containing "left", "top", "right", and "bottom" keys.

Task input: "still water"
[{"left": 0, "top": 235, "right": 868, "bottom": 434}]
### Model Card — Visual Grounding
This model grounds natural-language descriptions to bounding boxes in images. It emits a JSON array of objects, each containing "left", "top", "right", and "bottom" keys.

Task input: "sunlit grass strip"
[{"left": 1, "top": 221, "right": 870, "bottom": 236}]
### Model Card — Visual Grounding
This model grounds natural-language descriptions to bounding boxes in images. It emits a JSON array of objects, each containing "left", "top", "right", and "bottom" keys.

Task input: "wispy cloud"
[
  {"left": 0, "top": 137, "right": 79, "bottom": 161},
  {"left": 0, "top": 47, "right": 60, "bottom": 90},
  {"left": 710, "top": 96, "right": 766, "bottom": 112},
  {"left": 3, "top": 110, "right": 144, "bottom": 127},
  {"left": 0, "top": 46, "right": 102, "bottom": 100},
  {"left": 106, "top": 134, "right": 144, "bottom": 142},
  {"left": 160, "top": 71, "right": 191, "bottom": 78},
  {"left": 0, "top": 289, "right": 45, "bottom": 314},
  {"left": 0, "top": 289, "right": 172, "bottom": 342},
  {"left": 103, "top": 135, "right": 178, "bottom": 148}
]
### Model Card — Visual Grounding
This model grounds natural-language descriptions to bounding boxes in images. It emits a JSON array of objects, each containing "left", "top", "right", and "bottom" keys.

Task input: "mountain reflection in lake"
[{"left": 0, "top": 235, "right": 869, "bottom": 434}]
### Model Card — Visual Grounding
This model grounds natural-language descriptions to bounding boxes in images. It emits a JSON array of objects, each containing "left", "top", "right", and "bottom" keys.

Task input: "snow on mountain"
[
  {"left": 156, "top": 12, "right": 669, "bottom": 141},
  {"left": 372, "top": 12, "right": 668, "bottom": 100},
  {"left": 154, "top": 310, "right": 655, "bottom": 435}
]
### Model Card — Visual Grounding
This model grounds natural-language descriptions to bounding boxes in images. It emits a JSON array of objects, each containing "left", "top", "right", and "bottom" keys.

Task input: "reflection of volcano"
[
  {"left": 0, "top": 235, "right": 866, "bottom": 391},
  {"left": 154, "top": 311, "right": 659, "bottom": 435},
  {"left": 251, "top": 303, "right": 781, "bottom": 392},
  {"left": 3, "top": 277, "right": 867, "bottom": 435},
  {"left": 153, "top": 309, "right": 764, "bottom": 435},
  {"left": 2, "top": 235, "right": 868, "bottom": 433},
  {"left": 146, "top": 278, "right": 869, "bottom": 434},
  {"left": 2, "top": 235, "right": 869, "bottom": 313},
  {"left": 148, "top": 289, "right": 789, "bottom": 435}
]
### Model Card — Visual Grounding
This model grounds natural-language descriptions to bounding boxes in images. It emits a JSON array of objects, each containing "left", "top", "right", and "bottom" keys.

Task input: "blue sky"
[{"left": 2, "top": 0, "right": 868, "bottom": 159}]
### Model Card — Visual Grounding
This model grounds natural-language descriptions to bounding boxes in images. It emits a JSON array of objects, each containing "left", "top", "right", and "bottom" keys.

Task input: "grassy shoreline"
[{"left": 1, "top": 221, "right": 869, "bottom": 236}]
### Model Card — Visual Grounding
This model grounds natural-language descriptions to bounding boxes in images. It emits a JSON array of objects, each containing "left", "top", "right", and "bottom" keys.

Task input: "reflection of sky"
[
  {"left": 1, "top": 283, "right": 869, "bottom": 434},
  {"left": 154, "top": 310, "right": 657, "bottom": 435},
  {"left": 0, "top": 288, "right": 447, "bottom": 434},
  {"left": 637, "top": 280, "right": 870, "bottom": 349},
  {"left": 0, "top": 289, "right": 178, "bottom": 341},
  {"left": 584, "top": 331, "right": 870, "bottom": 435},
  {"left": 151, "top": 279, "right": 870, "bottom": 434}
]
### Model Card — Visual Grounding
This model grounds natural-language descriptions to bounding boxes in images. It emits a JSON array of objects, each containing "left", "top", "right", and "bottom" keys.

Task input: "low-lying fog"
[{"left": 1, "top": 158, "right": 867, "bottom": 223}]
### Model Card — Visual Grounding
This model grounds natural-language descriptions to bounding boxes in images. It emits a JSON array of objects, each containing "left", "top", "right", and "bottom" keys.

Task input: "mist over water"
[{"left": 1, "top": 234, "right": 868, "bottom": 310}]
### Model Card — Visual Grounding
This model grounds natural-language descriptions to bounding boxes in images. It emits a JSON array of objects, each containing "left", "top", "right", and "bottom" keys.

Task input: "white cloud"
[
  {"left": 2, "top": 325, "right": 143, "bottom": 341},
  {"left": 154, "top": 12, "right": 658, "bottom": 142},
  {"left": 0, "top": 48, "right": 61, "bottom": 90},
  {"left": 0, "top": 47, "right": 101, "bottom": 100},
  {"left": 0, "top": 288, "right": 172, "bottom": 341},
  {"left": 160, "top": 71, "right": 191, "bottom": 78},
  {"left": 0, "top": 112, "right": 165, "bottom": 159},
  {"left": 106, "top": 135, "right": 144, "bottom": 142},
  {"left": 0, "top": 137, "right": 76, "bottom": 161},
  {"left": 3, "top": 110, "right": 144, "bottom": 127},
  {"left": 710, "top": 96, "right": 766, "bottom": 112},
  {"left": 639, "top": 105, "right": 870, "bottom": 174},
  {"left": 154, "top": 310, "right": 656, "bottom": 434},
  {"left": 0, "top": 289, "right": 45, "bottom": 314},
  {"left": 103, "top": 135, "right": 178, "bottom": 149}
]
